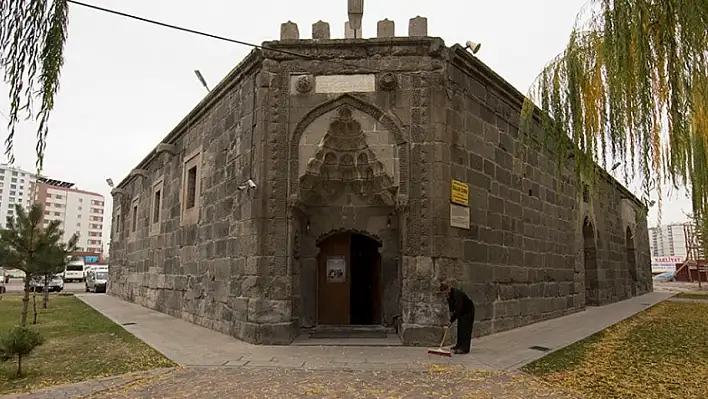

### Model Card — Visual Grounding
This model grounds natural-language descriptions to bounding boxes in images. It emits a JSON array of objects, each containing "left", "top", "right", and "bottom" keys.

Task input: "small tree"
[
  {"left": 0, "top": 326, "right": 44, "bottom": 377},
  {"left": 36, "top": 237, "right": 77, "bottom": 310},
  {"left": 0, "top": 204, "right": 70, "bottom": 326}
]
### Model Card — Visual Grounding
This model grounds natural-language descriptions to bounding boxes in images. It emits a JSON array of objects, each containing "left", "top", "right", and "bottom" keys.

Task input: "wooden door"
[{"left": 317, "top": 233, "right": 351, "bottom": 325}]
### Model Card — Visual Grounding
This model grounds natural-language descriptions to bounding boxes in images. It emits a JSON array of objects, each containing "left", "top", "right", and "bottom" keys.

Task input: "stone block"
[
  {"left": 280, "top": 21, "right": 299, "bottom": 40},
  {"left": 257, "top": 321, "right": 297, "bottom": 345},
  {"left": 400, "top": 323, "right": 450, "bottom": 346},
  {"left": 312, "top": 21, "right": 330, "bottom": 39},
  {"left": 408, "top": 16, "right": 428, "bottom": 37},
  {"left": 227, "top": 296, "right": 249, "bottom": 320},
  {"left": 344, "top": 21, "right": 355, "bottom": 39},
  {"left": 241, "top": 276, "right": 291, "bottom": 300},
  {"left": 247, "top": 299, "right": 291, "bottom": 324},
  {"left": 377, "top": 19, "right": 395, "bottom": 38}
]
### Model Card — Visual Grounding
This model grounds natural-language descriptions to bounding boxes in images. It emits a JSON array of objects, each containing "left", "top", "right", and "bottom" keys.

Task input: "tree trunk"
[
  {"left": 32, "top": 290, "right": 38, "bottom": 325},
  {"left": 43, "top": 275, "right": 49, "bottom": 309},
  {"left": 20, "top": 275, "right": 31, "bottom": 327}
]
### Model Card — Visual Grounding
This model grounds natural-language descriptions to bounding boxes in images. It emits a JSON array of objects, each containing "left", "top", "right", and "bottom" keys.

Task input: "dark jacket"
[{"left": 447, "top": 287, "right": 475, "bottom": 324}]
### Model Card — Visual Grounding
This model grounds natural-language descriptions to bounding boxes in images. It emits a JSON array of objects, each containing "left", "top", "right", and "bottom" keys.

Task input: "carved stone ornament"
[
  {"left": 110, "top": 188, "right": 128, "bottom": 197},
  {"left": 378, "top": 72, "right": 397, "bottom": 91},
  {"left": 299, "top": 105, "right": 397, "bottom": 207},
  {"left": 296, "top": 75, "right": 313, "bottom": 94}
]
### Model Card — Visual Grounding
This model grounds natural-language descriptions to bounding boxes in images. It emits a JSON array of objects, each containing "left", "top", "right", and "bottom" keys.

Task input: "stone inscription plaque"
[
  {"left": 315, "top": 74, "right": 376, "bottom": 93},
  {"left": 450, "top": 204, "right": 470, "bottom": 230}
]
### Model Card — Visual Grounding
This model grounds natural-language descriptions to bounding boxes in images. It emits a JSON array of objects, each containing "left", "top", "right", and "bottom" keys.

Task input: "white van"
[
  {"left": 84, "top": 264, "right": 108, "bottom": 278},
  {"left": 64, "top": 258, "right": 87, "bottom": 283}
]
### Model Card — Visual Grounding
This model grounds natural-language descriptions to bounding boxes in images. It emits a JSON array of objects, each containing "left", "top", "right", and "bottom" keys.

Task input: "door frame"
[{"left": 315, "top": 231, "right": 383, "bottom": 326}]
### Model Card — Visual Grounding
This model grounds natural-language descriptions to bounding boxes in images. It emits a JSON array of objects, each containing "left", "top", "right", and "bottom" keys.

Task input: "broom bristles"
[{"left": 427, "top": 349, "right": 452, "bottom": 357}]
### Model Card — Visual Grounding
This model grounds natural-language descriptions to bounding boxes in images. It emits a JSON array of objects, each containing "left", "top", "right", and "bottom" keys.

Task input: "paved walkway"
[
  {"left": 76, "top": 291, "right": 672, "bottom": 371},
  {"left": 2, "top": 292, "right": 672, "bottom": 399},
  {"left": 83, "top": 367, "right": 583, "bottom": 399}
]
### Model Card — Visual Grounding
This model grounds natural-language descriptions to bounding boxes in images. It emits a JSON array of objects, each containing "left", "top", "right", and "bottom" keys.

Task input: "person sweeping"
[{"left": 439, "top": 281, "right": 475, "bottom": 354}]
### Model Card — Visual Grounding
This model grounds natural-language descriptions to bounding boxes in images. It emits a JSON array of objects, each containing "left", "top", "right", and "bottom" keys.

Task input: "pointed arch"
[
  {"left": 288, "top": 94, "right": 409, "bottom": 202},
  {"left": 583, "top": 216, "right": 599, "bottom": 306},
  {"left": 290, "top": 94, "right": 407, "bottom": 150}
]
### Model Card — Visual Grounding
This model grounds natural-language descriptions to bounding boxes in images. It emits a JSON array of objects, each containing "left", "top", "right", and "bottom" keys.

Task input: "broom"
[{"left": 427, "top": 322, "right": 453, "bottom": 357}]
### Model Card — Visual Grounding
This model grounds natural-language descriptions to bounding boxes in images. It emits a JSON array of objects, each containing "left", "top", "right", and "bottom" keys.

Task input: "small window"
[
  {"left": 153, "top": 189, "right": 161, "bottom": 223},
  {"left": 181, "top": 151, "right": 201, "bottom": 226},
  {"left": 131, "top": 204, "right": 138, "bottom": 232},
  {"left": 115, "top": 212, "right": 121, "bottom": 237},
  {"left": 186, "top": 166, "right": 197, "bottom": 209}
]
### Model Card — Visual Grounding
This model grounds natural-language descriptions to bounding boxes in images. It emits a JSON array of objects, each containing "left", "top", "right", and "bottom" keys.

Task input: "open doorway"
[
  {"left": 350, "top": 234, "right": 381, "bottom": 325},
  {"left": 317, "top": 232, "right": 381, "bottom": 325},
  {"left": 583, "top": 217, "right": 599, "bottom": 305}
]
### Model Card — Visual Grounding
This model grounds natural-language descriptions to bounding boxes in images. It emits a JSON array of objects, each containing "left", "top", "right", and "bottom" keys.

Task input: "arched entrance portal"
[
  {"left": 583, "top": 217, "right": 599, "bottom": 305},
  {"left": 626, "top": 227, "right": 638, "bottom": 296},
  {"left": 317, "top": 232, "right": 382, "bottom": 325}
]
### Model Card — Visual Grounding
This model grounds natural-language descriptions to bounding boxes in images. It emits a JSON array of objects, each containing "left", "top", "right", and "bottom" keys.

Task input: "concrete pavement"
[
  {"left": 76, "top": 291, "right": 672, "bottom": 371},
  {"left": 2, "top": 291, "right": 672, "bottom": 399}
]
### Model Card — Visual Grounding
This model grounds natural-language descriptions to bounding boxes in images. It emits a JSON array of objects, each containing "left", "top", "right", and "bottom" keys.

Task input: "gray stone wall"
[
  {"left": 415, "top": 44, "right": 653, "bottom": 344},
  {"left": 108, "top": 51, "right": 299, "bottom": 344}
]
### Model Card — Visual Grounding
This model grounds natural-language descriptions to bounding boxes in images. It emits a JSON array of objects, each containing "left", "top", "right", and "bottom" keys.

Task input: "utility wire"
[{"left": 66, "top": 0, "right": 410, "bottom": 77}]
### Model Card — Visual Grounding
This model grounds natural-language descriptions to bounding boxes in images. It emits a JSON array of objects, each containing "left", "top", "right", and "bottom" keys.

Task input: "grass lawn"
[
  {"left": 523, "top": 301, "right": 708, "bottom": 399},
  {"left": 675, "top": 291, "right": 708, "bottom": 300},
  {"left": 0, "top": 294, "right": 175, "bottom": 395}
]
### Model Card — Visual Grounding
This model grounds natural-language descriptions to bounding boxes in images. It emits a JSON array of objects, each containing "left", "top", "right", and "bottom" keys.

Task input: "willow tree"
[
  {"left": 522, "top": 0, "right": 708, "bottom": 228},
  {"left": 0, "top": 0, "right": 69, "bottom": 172}
]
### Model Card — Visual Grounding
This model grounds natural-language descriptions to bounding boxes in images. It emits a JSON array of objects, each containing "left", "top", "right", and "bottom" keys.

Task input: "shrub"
[{"left": 0, "top": 326, "right": 44, "bottom": 377}]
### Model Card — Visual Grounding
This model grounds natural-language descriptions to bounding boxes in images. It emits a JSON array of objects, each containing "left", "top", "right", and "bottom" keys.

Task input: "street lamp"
[
  {"left": 194, "top": 70, "right": 211, "bottom": 92},
  {"left": 106, "top": 178, "right": 114, "bottom": 188}
]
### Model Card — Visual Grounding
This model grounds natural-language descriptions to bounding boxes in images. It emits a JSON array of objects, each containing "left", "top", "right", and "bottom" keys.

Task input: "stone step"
[
  {"left": 303, "top": 325, "right": 394, "bottom": 339},
  {"left": 292, "top": 336, "right": 403, "bottom": 347}
]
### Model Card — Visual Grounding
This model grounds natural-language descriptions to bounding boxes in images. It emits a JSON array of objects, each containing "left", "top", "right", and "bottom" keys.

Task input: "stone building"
[{"left": 108, "top": 15, "right": 653, "bottom": 345}]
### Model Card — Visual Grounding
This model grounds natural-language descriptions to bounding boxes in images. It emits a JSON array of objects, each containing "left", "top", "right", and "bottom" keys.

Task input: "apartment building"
[
  {"left": 649, "top": 223, "right": 692, "bottom": 259},
  {"left": 35, "top": 177, "right": 105, "bottom": 253},
  {"left": 0, "top": 164, "right": 37, "bottom": 228}
]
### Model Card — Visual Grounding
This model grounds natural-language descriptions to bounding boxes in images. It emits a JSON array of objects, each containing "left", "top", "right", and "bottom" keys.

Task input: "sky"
[{"left": 0, "top": 0, "right": 693, "bottom": 249}]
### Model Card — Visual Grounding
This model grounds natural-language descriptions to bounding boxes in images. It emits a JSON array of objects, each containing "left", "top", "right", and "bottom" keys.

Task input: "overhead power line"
[{"left": 65, "top": 0, "right": 397, "bottom": 75}]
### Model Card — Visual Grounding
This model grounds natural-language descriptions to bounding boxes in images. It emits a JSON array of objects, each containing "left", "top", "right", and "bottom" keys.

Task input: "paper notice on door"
[{"left": 326, "top": 256, "right": 346, "bottom": 283}]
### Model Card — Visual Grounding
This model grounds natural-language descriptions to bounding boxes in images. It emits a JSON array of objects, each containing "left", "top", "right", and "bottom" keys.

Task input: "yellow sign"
[{"left": 450, "top": 180, "right": 469, "bottom": 206}]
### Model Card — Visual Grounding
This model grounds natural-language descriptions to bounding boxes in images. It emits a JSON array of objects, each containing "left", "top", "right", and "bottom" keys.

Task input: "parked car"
[
  {"left": 29, "top": 275, "right": 65, "bottom": 293},
  {"left": 84, "top": 264, "right": 108, "bottom": 279},
  {"left": 653, "top": 271, "right": 676, "bottom": 282},
  {"left": 85, "top": 270, "right": 108, "bottom": 293},
  {"left": 0, "top": 268, "right": 6, "bottom": 294}
]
